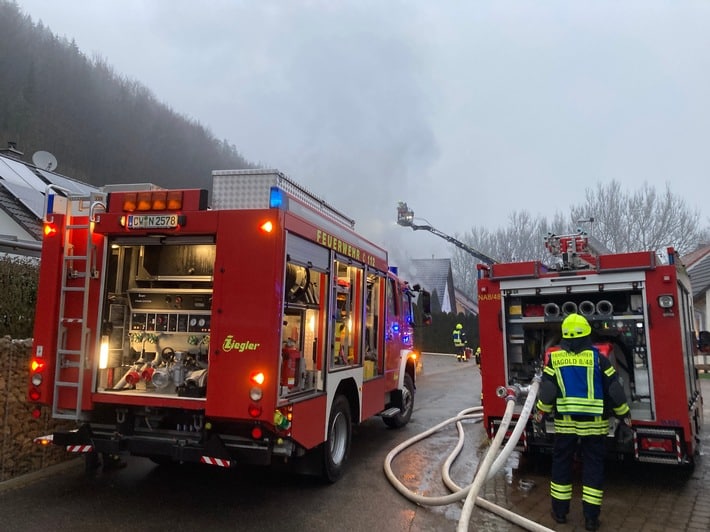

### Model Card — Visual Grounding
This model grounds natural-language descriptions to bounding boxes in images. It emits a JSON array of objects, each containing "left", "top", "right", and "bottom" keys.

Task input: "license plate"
[{"left": 126, "top": 214, "right": 179, "bottom": 229}]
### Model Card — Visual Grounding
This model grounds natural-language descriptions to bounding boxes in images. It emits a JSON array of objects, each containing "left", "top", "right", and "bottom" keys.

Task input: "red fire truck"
[
  {"left": 478, "top": 232, "right": 704, "bottom": 466},
  {"left": 29, "top": 169, "right": 430, "bottom": 482}
]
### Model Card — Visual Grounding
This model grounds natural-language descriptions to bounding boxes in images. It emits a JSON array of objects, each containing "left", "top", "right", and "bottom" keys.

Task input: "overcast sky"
[{"left": 14, "top": 0, "right": 710, "bottom": 266}]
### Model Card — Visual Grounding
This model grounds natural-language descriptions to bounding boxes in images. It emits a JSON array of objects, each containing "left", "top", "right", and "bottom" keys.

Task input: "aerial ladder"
[{"left": 396, "top": 202, "right": 498, "bottom": 265}]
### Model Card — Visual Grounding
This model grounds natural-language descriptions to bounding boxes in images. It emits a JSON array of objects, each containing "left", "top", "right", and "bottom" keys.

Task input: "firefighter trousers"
[{"left": 550, "top": 433, "right": 605, "bottom": 521}]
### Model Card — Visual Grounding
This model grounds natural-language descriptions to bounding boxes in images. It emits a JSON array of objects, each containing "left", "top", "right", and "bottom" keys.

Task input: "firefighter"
[
  {"left": 452, "top": 323, "right": 467, "bottom": 362},
  {"left": 474, "top": 346, "right": 481, "bottom": 366},
  {"left": 534, "top": 313, "right": 630, "bottom": 532}
]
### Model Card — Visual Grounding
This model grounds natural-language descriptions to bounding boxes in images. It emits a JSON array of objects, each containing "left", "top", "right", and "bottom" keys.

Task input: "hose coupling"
[{"left": 496, "top": 385, "right": 521, "bottom": 402}]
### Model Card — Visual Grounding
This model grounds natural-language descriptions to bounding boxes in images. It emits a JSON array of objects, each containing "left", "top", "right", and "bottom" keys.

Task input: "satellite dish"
[{"left": 32, "top": 151, "right": 58, "bottom": 171}]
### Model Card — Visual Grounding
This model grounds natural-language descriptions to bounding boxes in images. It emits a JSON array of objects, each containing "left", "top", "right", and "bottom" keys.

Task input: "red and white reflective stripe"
[
  {"left": 66, "top": 445, "right": 94, "bottom": 453},
  {"left": 676, "top": 433, "right": 682, "bottom": 463},
  {"left": 201, "top": 456, "right": 231, "bottom": 468}
]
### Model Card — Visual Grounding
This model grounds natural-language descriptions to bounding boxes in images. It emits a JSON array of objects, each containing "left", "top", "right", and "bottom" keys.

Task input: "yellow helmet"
[
  {"left": 475, "top": 347, "right": 481, "bottom": 353},
  {"left": 455, "top": 323, "right": 463, "bottom": 330},
  {"left": 561, "top": 313, "right": 591, "bottom": 338}
]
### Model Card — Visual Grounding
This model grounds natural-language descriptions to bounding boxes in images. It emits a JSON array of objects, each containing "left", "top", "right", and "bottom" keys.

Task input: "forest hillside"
[{"left": 0, "top": 0, "right": 254, "bottom": 190}]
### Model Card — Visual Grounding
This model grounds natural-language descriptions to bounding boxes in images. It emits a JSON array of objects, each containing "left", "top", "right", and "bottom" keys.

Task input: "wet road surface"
[{"left": 1, "top": 354, "right": 709, "bottom": 531}]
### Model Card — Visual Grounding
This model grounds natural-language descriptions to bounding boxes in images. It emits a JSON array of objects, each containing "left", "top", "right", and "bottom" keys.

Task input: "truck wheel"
[
  {"left": 384, "top": 373, "right": 414, "bottom": 428},
  {"left": 322, "top": 395, "right": 351, "bottom": 483}
]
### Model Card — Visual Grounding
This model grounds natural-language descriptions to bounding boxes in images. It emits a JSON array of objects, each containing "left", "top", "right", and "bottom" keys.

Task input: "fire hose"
[{"left": 383, "top": 375, "right": 553, "bottom": 532}]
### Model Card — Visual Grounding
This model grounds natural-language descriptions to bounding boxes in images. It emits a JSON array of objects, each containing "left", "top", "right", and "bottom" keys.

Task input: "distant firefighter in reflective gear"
[
  {"left": 452, "top": 323, "right": 468, "bottom": 362},
  {"left": 534, "top": 313, "right": 630, "bottom": 531}
]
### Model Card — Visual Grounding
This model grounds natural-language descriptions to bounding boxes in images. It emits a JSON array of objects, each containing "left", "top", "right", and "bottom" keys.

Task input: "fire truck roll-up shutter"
[{"left": 286, "top": 233, "right": 329, "bottom": 269}]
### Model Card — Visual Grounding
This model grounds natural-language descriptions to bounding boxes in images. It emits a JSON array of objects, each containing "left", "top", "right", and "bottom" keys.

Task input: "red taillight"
[
  {"left": 29, "top": 388, "right": 41, "bottom": 401},
  {"left": 31, "top": 408, "right": 42, "bottom": 419},
  {"left": 251, "top": 426, "right": 263, "bottom": 439},
  {"left": 248, "top": 404, "right": 262, "bottom": 418}
]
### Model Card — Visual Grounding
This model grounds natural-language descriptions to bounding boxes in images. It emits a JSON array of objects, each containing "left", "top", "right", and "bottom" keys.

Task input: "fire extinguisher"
[{"left": 281, "top": 346, "right": 300, "bottom": 388}]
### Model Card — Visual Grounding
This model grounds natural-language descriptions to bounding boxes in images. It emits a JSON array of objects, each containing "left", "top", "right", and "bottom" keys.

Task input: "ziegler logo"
[{"left": 222, "top": 335, "right": 261, "bottom": 352}]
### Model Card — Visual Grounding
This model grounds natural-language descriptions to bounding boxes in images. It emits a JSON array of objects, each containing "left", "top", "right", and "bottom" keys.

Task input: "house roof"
[
  {"left": 0, "top": 151, "right": 98, "bottom": 255},
  {"left": 454, "top": 288, "right": 478, "bottom": 316},
  {"left": 409, "top": 258, "right": 456, "bottom": 313},
  {"left": 0, "top": 184, "right": 43, "bottom": 240},
  {"left": 682, "top": 244, "right": 710, "bottom": 299}
]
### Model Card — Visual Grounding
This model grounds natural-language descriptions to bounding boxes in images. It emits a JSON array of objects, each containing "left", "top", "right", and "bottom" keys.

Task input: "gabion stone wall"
[{"left": 0, "top": 336, "right": 74, "bottom": 482}]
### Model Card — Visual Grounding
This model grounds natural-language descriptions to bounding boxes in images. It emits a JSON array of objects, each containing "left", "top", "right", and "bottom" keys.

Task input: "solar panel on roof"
[
  {"left": 36, "top": 170, "right": 97, "bottom": 195},
  {"left": 0, "top": 181, "right": 45, "bottom": 218},
  {"left": 0, "top": 157, "right": 48, "bottom": 191}
]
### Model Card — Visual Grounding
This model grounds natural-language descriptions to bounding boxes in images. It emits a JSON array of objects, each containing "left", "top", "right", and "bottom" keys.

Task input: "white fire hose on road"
[{"left": 383, "top": 375, "right": 553, "bottom": 532}]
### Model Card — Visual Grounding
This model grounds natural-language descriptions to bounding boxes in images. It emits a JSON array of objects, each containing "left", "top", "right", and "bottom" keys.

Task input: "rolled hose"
[{"left": 383, "top": 377, "right": 551, "bottom": 532}]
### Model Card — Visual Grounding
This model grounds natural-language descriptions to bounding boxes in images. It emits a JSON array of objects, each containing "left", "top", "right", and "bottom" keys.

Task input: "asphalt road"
[
  {"left": 0, "top": 354, "right": 485, "bottom": 532},
  {"left": 1, "top": 355, "right": 709, "bottom": 532}
]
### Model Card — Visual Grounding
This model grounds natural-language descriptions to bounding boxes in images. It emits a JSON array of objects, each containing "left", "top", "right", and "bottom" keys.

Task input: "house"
[
  {"left": 455, "top": 289, "right": 478, "bottom": 316},
  {"left": 0, "top": 143, "right": 97, "bottom": 257},
  {"left": 682, "top": 244, "right": 710, "bottom": 334},
  {"left": 405, "top": 258, "right": 476, "bottom": 315}
]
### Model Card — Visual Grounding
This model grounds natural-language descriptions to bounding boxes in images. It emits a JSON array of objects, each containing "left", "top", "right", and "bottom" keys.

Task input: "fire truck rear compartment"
[{"left": 502, "top": 290, "right": 653, "bottom": 421}]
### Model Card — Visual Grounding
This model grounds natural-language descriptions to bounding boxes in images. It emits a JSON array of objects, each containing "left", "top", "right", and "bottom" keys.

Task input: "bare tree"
[
  {"left": 569, "top": 180, "right": 703, "bottom": 255},
  {"left": 452, "top": 211, "right": 561, "bottom": 299},
  {"left": 450, "top": 181, "right": 708, "bottom": 299}
]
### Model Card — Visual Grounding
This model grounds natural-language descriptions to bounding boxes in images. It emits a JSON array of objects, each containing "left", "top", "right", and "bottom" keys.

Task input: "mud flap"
[{"left": 201, "top": 433, "right": 233, "bottom": 466}]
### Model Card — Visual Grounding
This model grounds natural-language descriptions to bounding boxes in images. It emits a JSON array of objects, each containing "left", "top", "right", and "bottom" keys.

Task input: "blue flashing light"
[
  {"left": 389, "top": 266, "right": 398, "bottom": 275},
  {"left": 269, "top": 187, "right": 286, "bottom": 209},
  {"left": 392, "top": 323, "right": 400, "bottom": 333}
]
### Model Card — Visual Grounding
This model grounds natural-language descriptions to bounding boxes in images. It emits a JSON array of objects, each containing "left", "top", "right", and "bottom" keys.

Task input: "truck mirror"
[
  {"left": 699, "top": 331, "right": 710, "bottom": 353},
  {"left": 420, "top": 290, "right": 431, "bottom": 316},
  {"left": 416, "top": 290, "right": 432, "bottom": 327}
]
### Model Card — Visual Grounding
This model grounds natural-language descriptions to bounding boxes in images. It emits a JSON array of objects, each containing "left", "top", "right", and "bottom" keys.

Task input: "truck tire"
[
  {"left": 322, "top": 395, "right": 351, "bottom": 483},
  {"left": 384, "top": 373, "right": 414, "bottom": 428}
]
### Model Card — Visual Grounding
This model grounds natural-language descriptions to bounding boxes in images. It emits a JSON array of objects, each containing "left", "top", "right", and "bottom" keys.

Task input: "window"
[{"left": 364, "top": 272, "right": 384, "bottom": 379}]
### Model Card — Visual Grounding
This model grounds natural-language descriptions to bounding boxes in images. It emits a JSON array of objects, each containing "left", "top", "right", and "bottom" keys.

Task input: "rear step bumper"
[{"left": 45, "top": 425, "right": 273, "bottom": 467}]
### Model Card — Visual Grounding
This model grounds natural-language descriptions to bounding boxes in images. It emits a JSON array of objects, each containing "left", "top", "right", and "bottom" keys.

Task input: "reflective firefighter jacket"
[
  {"left": 536, "top": 346, "right": 630, "bottom": 436},
  {"left": 452, "top": 329, "right": 466, "bottom": 347}
]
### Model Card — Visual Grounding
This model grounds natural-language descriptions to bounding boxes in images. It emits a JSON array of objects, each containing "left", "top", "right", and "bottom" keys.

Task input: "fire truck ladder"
[
  {"left": 45, "top": 186, "right": 106, "bottom": 420},
  {"left": 396, "top": 202, "right": 498, "bottom": 265}
]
